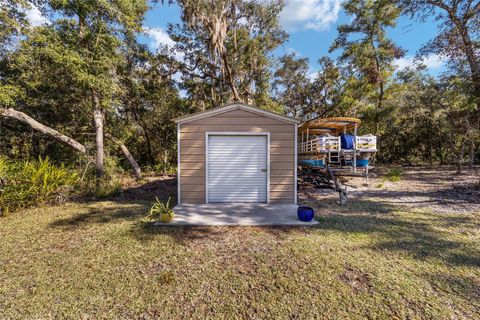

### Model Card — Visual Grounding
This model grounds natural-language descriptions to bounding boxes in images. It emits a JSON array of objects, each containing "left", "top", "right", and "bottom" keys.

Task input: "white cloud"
[
  {"left": 395, "top": 54, "right": 444, "bottom": 71},
  {"left": 280, "top": 0, "right": 342, "bottom": 31},
  {"left": 24, "top": 5, "right": 49, "bottom": 26},
  {"left": 143, "top": 27, "right": 184, "bottom": 61},
  {"left": 143, "top": 27, "right": 175, "bottom": 48}
]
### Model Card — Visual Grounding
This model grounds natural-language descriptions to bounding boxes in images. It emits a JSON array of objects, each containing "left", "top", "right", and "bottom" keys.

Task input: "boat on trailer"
[{"left": 297, "top": 117, "right": 377, "bottom": 202}]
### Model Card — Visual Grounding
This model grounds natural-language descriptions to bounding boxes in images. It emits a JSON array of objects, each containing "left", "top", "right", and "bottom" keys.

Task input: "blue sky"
[{"left": 140, "top": 0, "right": 445, "bottom": 77}]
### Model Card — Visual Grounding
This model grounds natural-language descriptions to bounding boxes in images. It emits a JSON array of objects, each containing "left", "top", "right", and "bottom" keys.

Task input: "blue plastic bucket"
[{"left": 297, "top": 206, "right": 315, "bottom": 222}]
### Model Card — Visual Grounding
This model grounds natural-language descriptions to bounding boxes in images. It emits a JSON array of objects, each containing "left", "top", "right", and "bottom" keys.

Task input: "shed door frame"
[{"left": 205, "top": 132, "right": 270, "bottom": 204}]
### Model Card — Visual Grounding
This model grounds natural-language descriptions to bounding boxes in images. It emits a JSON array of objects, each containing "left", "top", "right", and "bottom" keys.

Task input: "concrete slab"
[{"left": 154, "top": 203, "right": 318, "bottom": 226}]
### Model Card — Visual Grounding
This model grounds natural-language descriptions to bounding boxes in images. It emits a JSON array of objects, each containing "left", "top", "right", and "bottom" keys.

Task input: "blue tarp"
[
  {"left": 341, "top": 134, "right": 355, "bottom": 150},
  {"left": 300, "top": 159, "right": 324, "bottom": 167}
]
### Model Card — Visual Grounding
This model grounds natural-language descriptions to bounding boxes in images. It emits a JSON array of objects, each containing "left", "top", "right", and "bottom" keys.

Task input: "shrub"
[
  {"left": 0, "top": 156, "right": 78, "bottom": 215},
  {"left": 94, "top": 180, "right": 122, "bottom": 199},
  {"left": 383, "top": 168, "right": 404, "bottom": 182},
  {"left": 153, "top": 163, "right": 177, "bottom": 175}
]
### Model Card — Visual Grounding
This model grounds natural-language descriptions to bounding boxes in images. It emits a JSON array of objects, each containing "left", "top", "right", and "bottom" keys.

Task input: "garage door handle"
[{"left": 260, "top": 169, "right": 267, "bottom": 172}]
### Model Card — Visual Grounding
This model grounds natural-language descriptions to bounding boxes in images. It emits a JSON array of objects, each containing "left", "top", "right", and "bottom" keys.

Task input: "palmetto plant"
[{"left": 0, "top": 156, "right": 78, "bottom": 215}]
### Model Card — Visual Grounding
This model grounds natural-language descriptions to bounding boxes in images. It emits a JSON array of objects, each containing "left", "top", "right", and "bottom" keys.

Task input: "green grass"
[{"left": 0, "top": 200, "right": 479, "bottom": 319}]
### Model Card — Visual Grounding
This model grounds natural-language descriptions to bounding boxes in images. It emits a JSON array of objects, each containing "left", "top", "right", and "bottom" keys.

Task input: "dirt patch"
[
  {"left": 339, "top": 266, "right": 373, "bottom": 294},
  {"left": 302, "top": 166, "right": 480, "bottom": 214}
]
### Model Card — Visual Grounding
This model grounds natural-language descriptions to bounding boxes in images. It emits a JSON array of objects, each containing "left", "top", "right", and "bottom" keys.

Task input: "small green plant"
[
  {"left": 382, "top": 168, "right": 403, "bottom": 182},
  {"left": 147, "top": 196, "right": 174, "bottom": 223}
]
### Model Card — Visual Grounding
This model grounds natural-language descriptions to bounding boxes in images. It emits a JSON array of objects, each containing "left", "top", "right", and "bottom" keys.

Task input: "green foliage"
[
  {"left": 146, "top": 196, "right": 174, "bottom": 222},
  {"left": 382, "top": 168, "right": 403, "bottom": 182},
  {"left": 0, "top": 156, "right": 78, "bottom": 215},
  {"left": 152, "top": 163, "right": 177, "bottom": 175},
  {"left": 93, "top": 181, "right": 122, "bottom": 199}
]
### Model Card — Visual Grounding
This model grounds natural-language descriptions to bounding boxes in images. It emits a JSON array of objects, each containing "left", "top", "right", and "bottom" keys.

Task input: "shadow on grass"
[
  {"left": 49, "top": 201, "right": 150, "bottom": 230},
  {"left": 424, "top": 273, "right": 480, "bottom": 305},
  {"left": 313, "top": 203, "right": 480, "bottom": 268},
  {"left": 111, "top": 176, "right": 177, "bottom": 202},
  {"left": 129, "top": 222, "right": 310, "bottom": 244}
]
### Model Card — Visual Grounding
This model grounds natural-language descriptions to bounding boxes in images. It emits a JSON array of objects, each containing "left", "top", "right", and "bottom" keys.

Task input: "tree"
[
  {"left": 49, "top": 0, "right": 148, "bottom": 181},
  {"left": 0, "top": 0, "right": 154, "bottom": 183},
  {"left": 0, "top": 1, "right": 90, "bottom": 162},
  {"left": 330, "top": 0, "right": 404, "bottom": 133},
  {"left": 310, "top": 57, "right": 346, "bottom": 118},
  {"left": 273, "top": 53, "right": 311, "bottom": 119},
  {"left": 172, "top": 0, "right": 287, "bottom": 110},
  {"left": 1, "top": 1, "right": 149, "bottom": 183},
  {"left": 273, "top": 54, "right": 347, "bottom": 120},
  {"left": 400, "top": 0, "right": 480, "bottom": 119}
]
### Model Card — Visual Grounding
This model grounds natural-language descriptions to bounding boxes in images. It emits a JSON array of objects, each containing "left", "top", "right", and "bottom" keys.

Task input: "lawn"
[{"left": 1, "top": 171, "right": 479, "bottom": 319}]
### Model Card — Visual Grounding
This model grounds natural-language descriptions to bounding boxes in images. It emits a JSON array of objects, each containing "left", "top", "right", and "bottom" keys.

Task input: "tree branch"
[{"left": 0, "top": 107, "right": 87, "bottom": 155}]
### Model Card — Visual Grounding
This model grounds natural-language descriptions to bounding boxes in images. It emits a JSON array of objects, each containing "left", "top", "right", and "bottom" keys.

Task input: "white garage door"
[{"left": 207, "top": 135, "right": 268, "bottom": 203}]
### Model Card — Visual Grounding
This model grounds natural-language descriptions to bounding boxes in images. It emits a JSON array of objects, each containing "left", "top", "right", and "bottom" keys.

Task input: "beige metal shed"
[{"left": 172, "top": 103, "right": 300, "bottom": 205}]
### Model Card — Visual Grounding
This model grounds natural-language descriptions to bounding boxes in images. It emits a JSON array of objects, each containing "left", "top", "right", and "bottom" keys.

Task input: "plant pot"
[
  {"left": 160, "top": 211, "right": 174, "bottom": 223},
  {"left": 297, "top": 206, "right": 314, "bottom": 222}
]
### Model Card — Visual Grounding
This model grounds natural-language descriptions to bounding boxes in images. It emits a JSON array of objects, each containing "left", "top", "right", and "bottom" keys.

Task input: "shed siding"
[{"left": 180, "top": 108, "right": 295, "bottom": 204}]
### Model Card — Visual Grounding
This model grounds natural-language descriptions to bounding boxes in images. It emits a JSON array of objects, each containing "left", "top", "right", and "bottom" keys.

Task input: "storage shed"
[{"left": 173, "top": 103, "right": 300, "bottom": 205}]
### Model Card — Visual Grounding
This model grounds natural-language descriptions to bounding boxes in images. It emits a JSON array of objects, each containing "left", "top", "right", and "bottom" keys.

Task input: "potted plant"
[{"left": 147, "top": 196, "right": 175, "bottom": 223}]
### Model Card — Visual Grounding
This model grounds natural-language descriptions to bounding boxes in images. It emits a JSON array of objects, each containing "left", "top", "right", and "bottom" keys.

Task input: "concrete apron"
[{"left": 154, "top": 203, "right": 319, "bottom": 226}]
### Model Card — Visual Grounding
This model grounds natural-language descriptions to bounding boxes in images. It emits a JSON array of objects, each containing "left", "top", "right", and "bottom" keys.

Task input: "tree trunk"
[
  {"left": 0, "top": 107, "right": 87, "bottom": 155},
  {"left": 105, "top": 134, "right": 142, "bottom": 180},
  {"left": 92, "top": 92, "right": 105, "bottom": 181},
  {"left": 118, "top": 142, "right": 142, "bottom": 180},
  {"left": 222, "top": 52, "right": 241, "bottom": 102},
  {"left": 456, "top": 142, "right": 465, "bottom": 174}
]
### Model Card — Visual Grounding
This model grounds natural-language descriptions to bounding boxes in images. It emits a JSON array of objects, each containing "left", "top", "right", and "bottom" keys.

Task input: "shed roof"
[{"left": 172, "top": 102, "right": 300, "bottom": 125}]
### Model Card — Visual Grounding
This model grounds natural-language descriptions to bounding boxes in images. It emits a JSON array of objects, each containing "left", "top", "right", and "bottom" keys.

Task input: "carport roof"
[{"left": 172, "top": 102, "right": 300, "bottom": 125}]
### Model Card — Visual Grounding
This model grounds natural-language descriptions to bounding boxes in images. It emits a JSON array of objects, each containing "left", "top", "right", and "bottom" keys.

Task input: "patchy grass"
[{"left": 0, "top": 200, "right": 479, "bottom": 319}]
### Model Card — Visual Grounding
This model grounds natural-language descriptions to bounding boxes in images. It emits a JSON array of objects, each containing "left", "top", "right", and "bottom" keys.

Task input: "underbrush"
[
  {"left": 143, "top": 163, "right": 177, "bottom": 175},
  {"left": 0, "top": 156, "right": 78, "bottom": 216}
]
